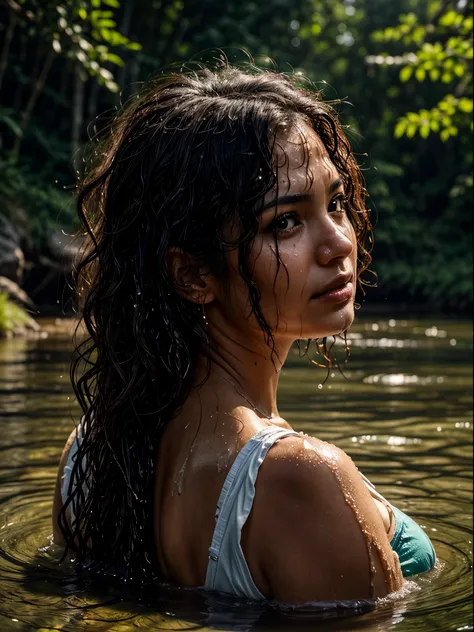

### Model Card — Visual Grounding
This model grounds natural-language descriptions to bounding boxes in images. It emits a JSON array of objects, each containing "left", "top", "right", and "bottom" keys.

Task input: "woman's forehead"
[{"left": 270, "top": 124, "right": 338, "bottom": 195}]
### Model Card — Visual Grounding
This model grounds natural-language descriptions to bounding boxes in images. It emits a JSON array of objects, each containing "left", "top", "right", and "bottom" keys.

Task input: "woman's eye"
[
  {"left": 270, "top": 213, "right": 300, "bottom": 233},
  {"left": 328, "top": 195, "right": 346, "bottom": 213}
]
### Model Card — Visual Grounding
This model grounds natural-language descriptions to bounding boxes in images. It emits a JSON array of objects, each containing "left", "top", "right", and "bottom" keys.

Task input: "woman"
[{"left": 52, "top": 64, "right": 435, "bottom": 603}]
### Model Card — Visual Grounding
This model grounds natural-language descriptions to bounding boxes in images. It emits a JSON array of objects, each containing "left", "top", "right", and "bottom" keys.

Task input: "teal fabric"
[{"left": 389, "top": 505, "right": 436, "bottom": 577}]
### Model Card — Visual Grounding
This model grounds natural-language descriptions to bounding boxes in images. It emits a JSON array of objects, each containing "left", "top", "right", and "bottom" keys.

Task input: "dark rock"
[{"left": 22, "top": 231, "right": 85, "bottom": 315}]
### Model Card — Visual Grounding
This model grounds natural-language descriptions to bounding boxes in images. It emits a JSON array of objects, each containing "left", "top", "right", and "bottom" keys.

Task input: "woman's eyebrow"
[{"left": 261, "top": 177, "right": 344, "bottom": 212}]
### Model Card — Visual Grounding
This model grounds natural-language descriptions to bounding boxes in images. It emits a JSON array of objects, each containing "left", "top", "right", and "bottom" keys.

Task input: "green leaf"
[
  {"left": 446, "top": 37, "right": 460, "bottom": 49},
  {"left": 106, "top": 52, "right": 125, "bottom": 66},
  {"left": 406, "top": 124, "right": 417, "bottom": 138},
  {"left": 453, "top": 63, "right": 465, "bottom": 78},
  {"left": 458, "top": 98, "right": 473, "bottom": 113},
  {"left": 107, "top": 30, "right": 127, "bottom": 45},
  {"left": 96, "top": 19, "right": 116, "bottom": 28},
  {"left": 91, "top": 0, "right": 101, "bottom": 7},
  {"left": 462, "top": 16, "right": 473, "bottom": 33},
  {"left": 439, "top": 10, "right": 458, "bottom": 27},
  {"left": 99, "top": 28, "right": 124, "bottom": 45},
  {"left": 126, "top": 42, "right": 142, "bottom": 51},
  {"left": 440, "top": 128, "right": 450, "bottom": 142},
  {"left": 399, "top": 66, "right": 412, "bottom": 82},
  {"left": 415, "top": 67, "right": 426, "bottom": 81},
  {"left": 412, "top": 26, "right": 425, "bottom": 44},
  {"left": 420, "top": 125, "right": 430, "bottom": 139},
  {"left": 78, "top": 8, "right": 87, "bottom": 20},
  {"left": 394, "top": 120, "right": 407, "bottom": 138},
  {"left": 429, "top": 68, "right": 440, "bottom": 81},
  {"left": 430, "top": 119, "right": 440, "bottom": 132},
  {"left": 103, "top": 0, "right": 120, "bottom": 6},
  {"left": 91, "top": 10, "right": 114, "bottom": 19},
  {"left": 371, "top": 30, "right": 384, "bottom": 42},
  {"left": 441, "top": 72, "right": 453, "bottom": 83}
]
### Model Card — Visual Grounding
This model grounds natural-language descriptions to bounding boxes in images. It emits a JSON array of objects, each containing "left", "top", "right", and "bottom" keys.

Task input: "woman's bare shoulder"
[{"left": 245, "top": 432, "right": 402, "bottom": 602}]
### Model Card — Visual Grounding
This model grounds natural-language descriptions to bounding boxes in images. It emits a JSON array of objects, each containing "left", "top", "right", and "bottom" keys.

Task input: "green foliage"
[
  {"left": 0, "top": 292, "right": 32, "bottom": 336},
  {"left": 0, "top": 0, "right": 471, "bottom": 312},
  {"left": 16, "top": 0, "right": 142, "bottom": 93},
  {"left": 369, "top": 0, "right": 473, "bottom": 141},
  {"left": 394, "top": 94, "right": 472, "bottom": 140},
  {"left": 0, "top": 157, "right": 76, "bottom": 250}
]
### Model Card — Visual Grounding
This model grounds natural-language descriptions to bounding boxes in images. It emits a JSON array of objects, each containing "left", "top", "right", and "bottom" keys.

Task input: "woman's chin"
[{"left": 305, "top": 301, "right": 355, "bottom": 339}]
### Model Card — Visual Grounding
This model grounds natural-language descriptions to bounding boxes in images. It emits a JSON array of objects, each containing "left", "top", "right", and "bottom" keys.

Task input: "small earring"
[{"left": 201, "top": 304, "right": 208, "bottom": 325}]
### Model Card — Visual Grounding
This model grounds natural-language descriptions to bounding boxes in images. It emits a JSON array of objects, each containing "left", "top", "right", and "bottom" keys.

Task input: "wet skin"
[{"left": 53, "top": 124, "right": 403, "bottom": 602}]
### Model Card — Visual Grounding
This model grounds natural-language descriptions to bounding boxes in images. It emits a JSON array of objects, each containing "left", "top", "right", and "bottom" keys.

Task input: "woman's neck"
[{"left": 193, "top": 321, "right": 292, "bottom": 421}]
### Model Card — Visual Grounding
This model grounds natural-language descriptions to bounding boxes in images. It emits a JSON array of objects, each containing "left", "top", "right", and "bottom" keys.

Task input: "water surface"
[{"left": 0, "top": 317, "right": 472, "bottom": 631}]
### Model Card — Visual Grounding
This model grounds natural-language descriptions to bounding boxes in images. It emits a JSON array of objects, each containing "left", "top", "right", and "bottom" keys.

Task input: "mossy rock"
[{"left": 0, "top": 291, "right": 40, "bottom": 338}]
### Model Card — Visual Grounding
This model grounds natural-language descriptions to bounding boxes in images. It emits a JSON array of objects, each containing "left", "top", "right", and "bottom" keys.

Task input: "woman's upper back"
[
  {"left": 152, "top": 407, "right": 293, "bottom": 592},
  {"left": 56, "top": 410, "right": 402, "bottom": 602}
]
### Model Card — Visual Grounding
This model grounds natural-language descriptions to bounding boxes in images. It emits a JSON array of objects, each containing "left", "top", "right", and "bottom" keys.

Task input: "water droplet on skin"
[
  {"left": 317, "top": 450, "right": 402, "bottom": 599},
  {"left": 174, "top": 449, "right": 191, "bottom": 496}
]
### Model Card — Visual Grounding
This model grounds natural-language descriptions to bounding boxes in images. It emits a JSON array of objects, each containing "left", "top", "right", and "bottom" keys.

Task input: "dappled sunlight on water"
[{"left": 0, "top": 318, "right": 472, "bottom": 631}]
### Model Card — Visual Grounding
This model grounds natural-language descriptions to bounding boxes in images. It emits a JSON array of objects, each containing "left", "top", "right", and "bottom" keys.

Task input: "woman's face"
[{"left": 216, "top": 123, "right": 358, "bottom": 344}]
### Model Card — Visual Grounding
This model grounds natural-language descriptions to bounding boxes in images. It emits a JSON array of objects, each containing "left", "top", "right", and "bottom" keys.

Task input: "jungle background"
[{"left": 0, "top": 0, "right": 472, "bottom": 334}]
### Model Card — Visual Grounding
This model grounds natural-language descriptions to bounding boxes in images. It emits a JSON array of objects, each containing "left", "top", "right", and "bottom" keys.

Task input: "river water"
[{"left": 0, "top": 316, "right": 472, "bottom": 631}]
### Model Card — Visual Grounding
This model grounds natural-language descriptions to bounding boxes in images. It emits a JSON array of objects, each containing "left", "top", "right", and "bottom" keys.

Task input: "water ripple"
[{"left": 0, "top": 319, "right": 472, "bottom": 631}]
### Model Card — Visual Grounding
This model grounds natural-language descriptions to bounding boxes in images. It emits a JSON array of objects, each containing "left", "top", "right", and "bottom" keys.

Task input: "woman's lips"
[{"left": 311, "top": 281, "right": 353, "bottom": 303}]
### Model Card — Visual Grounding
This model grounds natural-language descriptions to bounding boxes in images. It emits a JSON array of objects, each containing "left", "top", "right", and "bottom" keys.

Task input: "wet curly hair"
[{"left": 59, "top": 62, "right": 373, "bottom": 588}]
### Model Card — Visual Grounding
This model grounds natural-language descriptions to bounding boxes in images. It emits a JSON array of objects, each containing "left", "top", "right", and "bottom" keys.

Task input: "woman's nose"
[{"left": 314, "top": 219, "right": 354, "bottom": 266}]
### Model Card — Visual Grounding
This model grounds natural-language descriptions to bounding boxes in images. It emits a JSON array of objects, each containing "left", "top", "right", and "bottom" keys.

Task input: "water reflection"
[{"left": 0, "top": 318, "right": 472, "bottom": 631}]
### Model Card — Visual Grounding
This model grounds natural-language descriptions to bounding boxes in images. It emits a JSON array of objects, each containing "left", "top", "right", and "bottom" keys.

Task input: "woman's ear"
[{"left": 165, "top": 247, "right": 215, "bottom": 304}]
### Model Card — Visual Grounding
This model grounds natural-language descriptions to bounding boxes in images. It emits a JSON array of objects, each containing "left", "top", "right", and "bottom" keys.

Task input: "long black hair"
[{"left": 59, "top": 62, "right": 373, "bottom": 587}]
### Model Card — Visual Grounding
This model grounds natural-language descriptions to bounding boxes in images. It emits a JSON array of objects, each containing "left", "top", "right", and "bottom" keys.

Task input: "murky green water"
[{"left": 0, "top": 317, "right": 472, "bottom": 631}]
